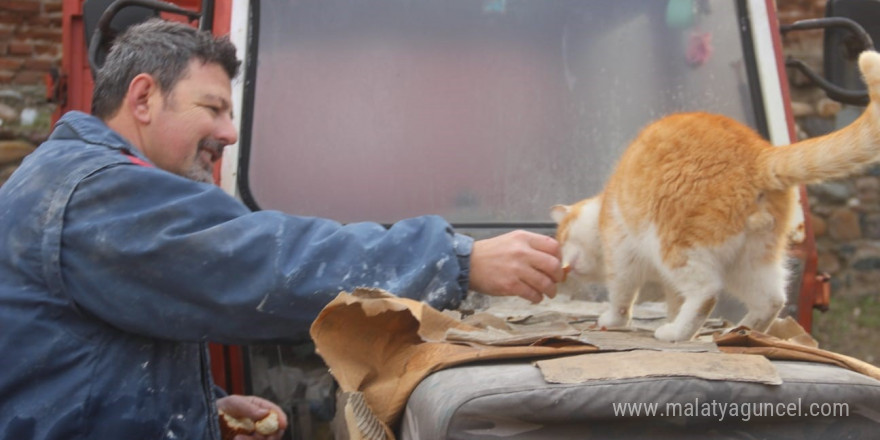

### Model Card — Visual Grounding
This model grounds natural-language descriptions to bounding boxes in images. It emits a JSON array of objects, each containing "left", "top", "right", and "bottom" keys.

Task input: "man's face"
[{"left": 143, "top": 60, "right": 237, "bottom": 183}]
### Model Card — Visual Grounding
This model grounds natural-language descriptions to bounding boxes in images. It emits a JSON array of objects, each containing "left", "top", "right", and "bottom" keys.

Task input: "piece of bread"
[
  {"left": 218, "top": 409, "right": 254, "bottom": 440},
  {"left": 255, "top": 411, "right": 280, "bottom": 435},
  {"left": 218, "top": 409, "right": 280, "bottom": 439}
]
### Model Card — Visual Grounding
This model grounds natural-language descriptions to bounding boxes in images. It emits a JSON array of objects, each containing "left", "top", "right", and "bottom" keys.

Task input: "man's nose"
[{"left": 216, "top": 113, "right": 238, "bottom": 146}]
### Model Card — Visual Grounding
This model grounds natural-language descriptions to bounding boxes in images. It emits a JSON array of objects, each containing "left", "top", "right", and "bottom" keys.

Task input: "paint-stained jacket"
[{"left": 0, "top": 111, "right": 473, "bottom": 439}]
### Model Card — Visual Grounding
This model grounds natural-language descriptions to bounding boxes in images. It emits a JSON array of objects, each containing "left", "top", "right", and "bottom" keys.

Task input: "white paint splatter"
[
  {"left": 257, "top": 294, "right": 270, "bottom": 311},
  {"left": 425, "top": 286, "right": 447, "bottom": 304},
  {"left": 436, "top": 255, "right": 450, "bottom": 271}
]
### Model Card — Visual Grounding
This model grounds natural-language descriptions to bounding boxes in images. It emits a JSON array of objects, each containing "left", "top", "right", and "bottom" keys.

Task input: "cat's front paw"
[
  {"left": 653, "top": 323, "right": 691, "bottom": 342},
  {"left": 598, "top": 307, "right": 630, "bottom": 328}
]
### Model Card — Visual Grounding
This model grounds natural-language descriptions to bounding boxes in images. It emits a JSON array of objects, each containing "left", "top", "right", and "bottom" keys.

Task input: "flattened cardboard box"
[{"left": 310, "top": 289, "right": 880, "bottom": 439}]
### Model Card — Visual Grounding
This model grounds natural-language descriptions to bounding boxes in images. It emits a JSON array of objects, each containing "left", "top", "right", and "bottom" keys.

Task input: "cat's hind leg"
[
  {"left": 653, "top": 261, "right": 723, "bottom": 342},
  {"left": 727, "top": 261, "right": 787, "bottom": 332}
]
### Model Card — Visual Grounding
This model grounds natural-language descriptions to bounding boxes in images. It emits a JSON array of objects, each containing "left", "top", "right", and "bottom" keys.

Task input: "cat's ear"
[{"left": 550, "top": 204, "right": 570, "bottom": 224}]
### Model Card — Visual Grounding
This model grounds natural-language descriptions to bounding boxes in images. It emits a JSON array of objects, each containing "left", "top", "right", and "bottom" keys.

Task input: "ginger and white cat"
[{"left": 552, "top": 51, "right": 880, "bottom": 342}]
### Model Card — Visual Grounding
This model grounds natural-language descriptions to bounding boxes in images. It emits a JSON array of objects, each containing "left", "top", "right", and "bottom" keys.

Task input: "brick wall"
[
  {"left": 777, "top": 0, "right": 880, "bottom": 299},
  {"left": 0, "top": 0, "right": 62, "bottom": 84},
  {"left": 0, "top": 0, "right": 61, "bottom": 185}
]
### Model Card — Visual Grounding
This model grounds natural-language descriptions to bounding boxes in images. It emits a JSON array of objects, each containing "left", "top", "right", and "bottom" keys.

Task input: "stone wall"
[
  {"left": 777, "top": 0, "right": 880, "bottom": 299},
  {"left": 0, "top": 0, "right": 62, "bottom": 186},
  {"left": 777, "top": 0, "right": 880, "bottom": 363}
]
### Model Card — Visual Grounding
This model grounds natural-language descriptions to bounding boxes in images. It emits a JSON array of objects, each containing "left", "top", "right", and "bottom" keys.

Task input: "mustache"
[{"left": 198, "top": 139, "right": 226, "bottom": 160}]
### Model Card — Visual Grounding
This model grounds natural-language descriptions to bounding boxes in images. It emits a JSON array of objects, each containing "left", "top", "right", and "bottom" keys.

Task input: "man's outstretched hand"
[{"left": 468, "top": 230, "right": 563, "bottom": 303}]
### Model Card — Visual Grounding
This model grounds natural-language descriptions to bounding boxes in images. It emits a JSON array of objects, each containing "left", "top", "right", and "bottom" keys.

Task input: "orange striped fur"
[{"left": 552, "top": 51, "right": 880, "bottom": 342}]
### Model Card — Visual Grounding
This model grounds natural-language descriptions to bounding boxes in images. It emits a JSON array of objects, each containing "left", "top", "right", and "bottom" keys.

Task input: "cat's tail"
[{"left": 760, "top": 50, "right": 880, "bottom": 190}]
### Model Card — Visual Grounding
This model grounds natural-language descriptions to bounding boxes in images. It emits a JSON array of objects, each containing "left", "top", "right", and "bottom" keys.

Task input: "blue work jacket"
[{"left": 0, "top": 111, "right": 473, "bottom": 439}]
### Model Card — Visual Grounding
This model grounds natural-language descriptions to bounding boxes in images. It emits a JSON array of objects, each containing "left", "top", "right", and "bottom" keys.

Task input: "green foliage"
[{"left": 813, "top": 295, "right": 880, "bottom": 365}]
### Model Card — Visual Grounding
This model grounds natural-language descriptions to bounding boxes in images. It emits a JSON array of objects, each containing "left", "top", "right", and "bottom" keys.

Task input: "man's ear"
[{"left": 126, "top": 73, "right": 158, "bottom": 124}]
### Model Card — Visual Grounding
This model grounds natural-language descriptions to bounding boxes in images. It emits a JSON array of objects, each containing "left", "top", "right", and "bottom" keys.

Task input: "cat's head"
[{"left": 551, "top": 197, "right": 605, "bottom": 282}]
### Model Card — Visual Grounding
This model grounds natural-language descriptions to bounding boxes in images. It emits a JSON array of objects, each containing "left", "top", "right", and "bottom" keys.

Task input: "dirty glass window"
[{"left": 243, "top": 0, "right": 759, "bottom": 225}]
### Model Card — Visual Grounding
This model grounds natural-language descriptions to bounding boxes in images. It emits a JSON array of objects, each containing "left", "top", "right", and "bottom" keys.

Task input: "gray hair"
[{"left": 91, "top": 19, "right": 240, "bottom": 119}]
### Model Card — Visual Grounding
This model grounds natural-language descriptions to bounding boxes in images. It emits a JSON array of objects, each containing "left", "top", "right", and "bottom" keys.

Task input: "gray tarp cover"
[{"left": 311, "top": 290, "right": 880, "bottom": 439}]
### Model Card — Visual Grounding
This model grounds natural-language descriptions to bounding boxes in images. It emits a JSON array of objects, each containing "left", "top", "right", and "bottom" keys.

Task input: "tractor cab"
[{"left": 55, "top": 0, "right": 880, "bottom": 438}]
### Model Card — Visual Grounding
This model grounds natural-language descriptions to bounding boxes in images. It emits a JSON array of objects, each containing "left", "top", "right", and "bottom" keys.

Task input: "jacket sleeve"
[{"left": 58, "top": 163, "right": 473, "bottom": 344}]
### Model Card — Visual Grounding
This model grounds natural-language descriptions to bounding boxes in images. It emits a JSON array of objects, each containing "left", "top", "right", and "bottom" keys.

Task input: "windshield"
[{"left": 242, "top": 0, "right": 761, "bottom": 225}]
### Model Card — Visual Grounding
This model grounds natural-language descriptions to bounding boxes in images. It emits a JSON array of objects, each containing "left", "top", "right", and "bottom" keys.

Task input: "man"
[{"left": 0, "top": 19, "right": 562, "bottom": 439}]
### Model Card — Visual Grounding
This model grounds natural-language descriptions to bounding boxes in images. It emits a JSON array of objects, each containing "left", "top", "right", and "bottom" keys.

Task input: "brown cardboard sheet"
[
  {"left": 309, "top": 289, "right": 599, "bottom": 437},
  {"left": 310, "top": 289, "right": 880, "bottom": 439},
  {"left": 535, "top": 350, "right": 782, "bottom": 385},
  {"left": 575, "top": 329, "right": 719, "bottom": 352}
]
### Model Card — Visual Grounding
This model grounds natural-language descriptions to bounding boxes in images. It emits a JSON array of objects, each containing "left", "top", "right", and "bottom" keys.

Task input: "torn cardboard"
[
  {"left": 536, "top": 350, "right": 782, "bottom": 385},
  {"left": 310, "top": 289, "right": 880, "bottom": 439},
  {"left": 309, "top": 289, "right": 598, "bottom": 438},
  {"left": 715, "top": 326, "right": 880, "bottom": 380},
  {"left": 333, "top": 391, "right": 391, "bottom": 440},
  {"left": 767, "top": 316, "right": 820, "bottom": 348},
  {"left": 575, "top": 329, "right": 719, "bottom": 352}
]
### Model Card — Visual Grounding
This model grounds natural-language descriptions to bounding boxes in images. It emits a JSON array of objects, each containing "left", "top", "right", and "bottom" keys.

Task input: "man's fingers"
[
  {"left": 516, "top": 231, "right": 563, "bottom": 282},
  {"left": 521, "top": 265, "right": 558, "bottom": 300},
  {"left": 525, "top": 243, "right": 564, "bottom": 284},
  {"left": 525, "top": 232, "right": 562, "bottom": 259},
  {"left": 506, "top": 261, "right": 558, "bottom": 304},
  {"left": 218, "top": 397, "right": 268, "bottom": 420},
  {"left": 516, "top": 286, "right": 544, "bottom": 304}
]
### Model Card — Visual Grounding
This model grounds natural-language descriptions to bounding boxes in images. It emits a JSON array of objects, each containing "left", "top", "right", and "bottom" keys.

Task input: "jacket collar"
[{"left": 49, "top": 111, "right": 153, "bottom": 165}]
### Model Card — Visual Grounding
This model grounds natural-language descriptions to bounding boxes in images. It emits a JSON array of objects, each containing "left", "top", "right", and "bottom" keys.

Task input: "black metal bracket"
[{"left": 780, "top": 17, "right": 874, "bottom": 106}]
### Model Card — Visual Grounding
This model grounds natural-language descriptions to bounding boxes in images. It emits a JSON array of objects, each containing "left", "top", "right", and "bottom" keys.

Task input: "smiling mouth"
[
  {"left": 199, "top": 148, "right": 220, "bottom": 163},
  {"left": 198, "top": 140, "right": 225, "bottom": 163}
]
